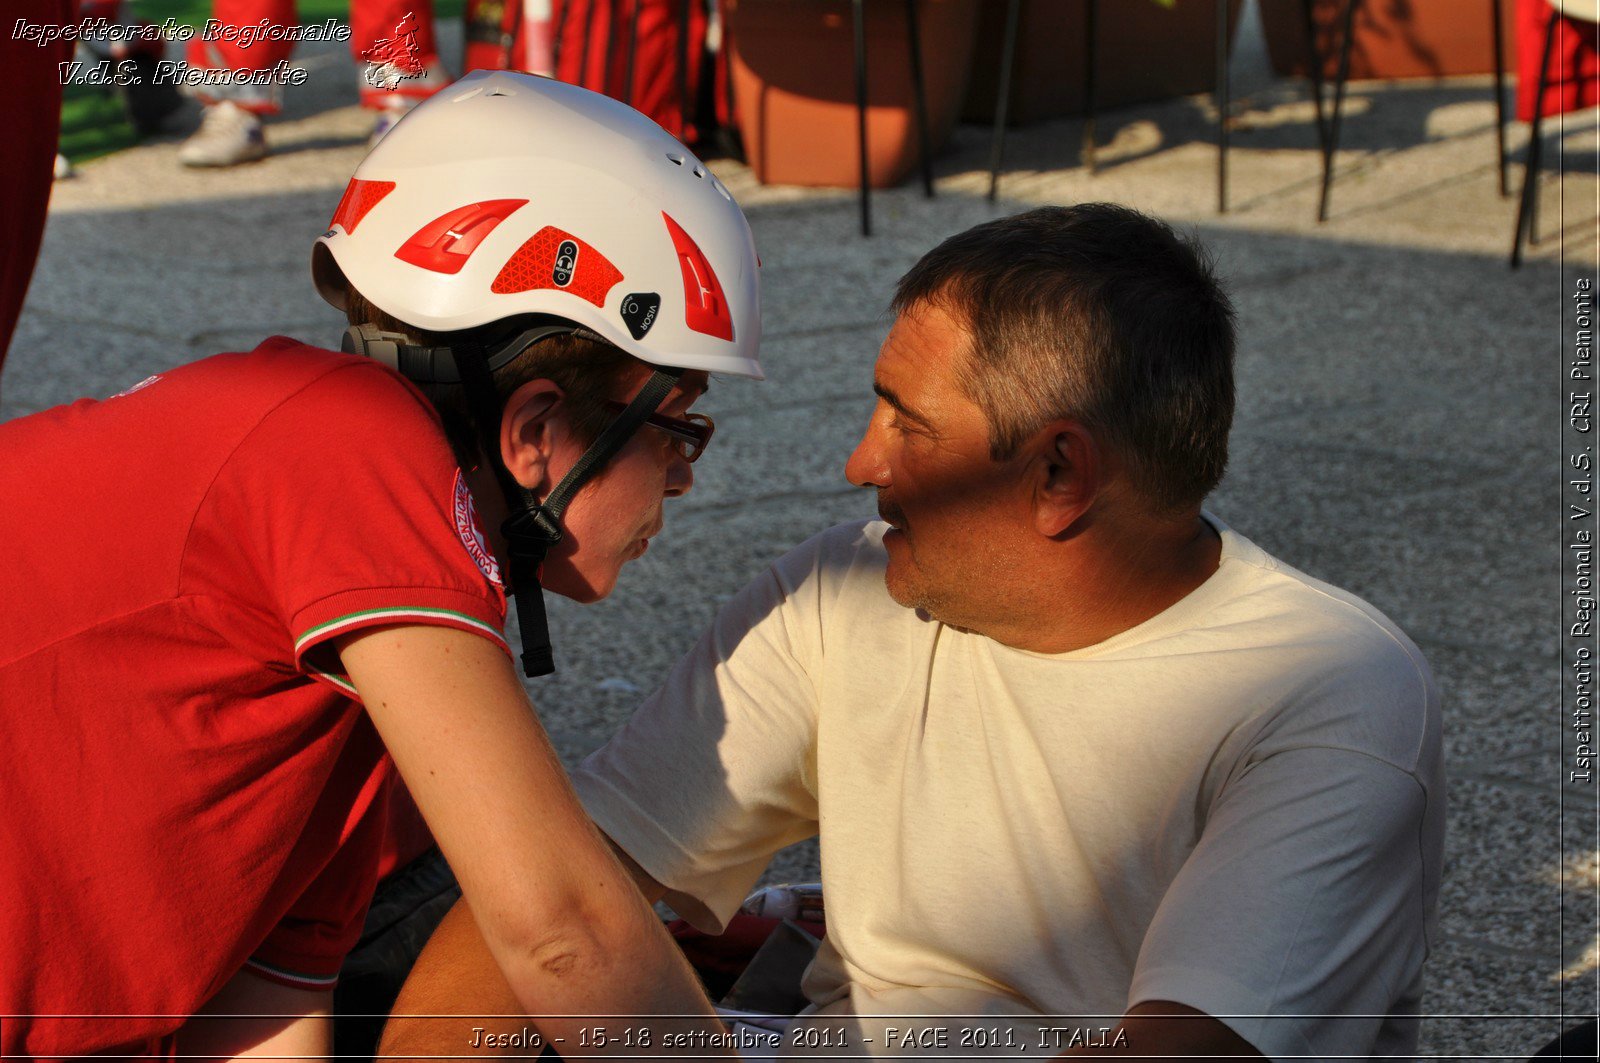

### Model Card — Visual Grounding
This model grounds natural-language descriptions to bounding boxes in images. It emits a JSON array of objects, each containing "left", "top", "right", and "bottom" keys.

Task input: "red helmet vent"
[
  {"left": 662, "top": 213, "right": 733, "bottom": 342},
  {"left": 394, "top": 199, "right": 528, "bottom": 275},
  {"left": 491, "top": 227, "right": 623, "bottom": 307},
  {"left": 329, "top": 179, "right": 396, "bottom": 234}
]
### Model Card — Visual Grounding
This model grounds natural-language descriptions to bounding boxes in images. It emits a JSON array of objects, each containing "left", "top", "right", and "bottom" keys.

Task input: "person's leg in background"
[
  {"left": 179, "top": 0, "right": 295, "bottom": 166},
  {"left": 73, "top": 0, "right": 183, "bottom": 141},
  {"left": 1, "top": 0, "right": 76, "bottom": 390},
  {"left": 332, "top": 782, "right": 458, "bottom": 1062},
  {"left": 332, "top": 846, "right": 461, "bottom": 1062},
  {"left": 349, "top": 0, "right": 451, "bottom": 146}
]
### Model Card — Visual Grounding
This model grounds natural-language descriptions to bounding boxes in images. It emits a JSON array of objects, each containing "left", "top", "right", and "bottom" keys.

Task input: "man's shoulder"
[
  {"left": 716, "top": 518, "right": 918, "bottom": 656},
  {"left": 1206, "top": 517, "right": 1438, "bottom": 771},
  {"left": 772, "top": 518, "right": 896, "bottom": 603},
  {"left": 1216, "top": 521, "right": 1427, "bottom": 675}
]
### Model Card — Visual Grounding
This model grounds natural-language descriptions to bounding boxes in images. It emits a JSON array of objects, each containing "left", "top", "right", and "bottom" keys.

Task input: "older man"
[{"left": 384, "top": 204, "right": 1443, "bottom": 1061}]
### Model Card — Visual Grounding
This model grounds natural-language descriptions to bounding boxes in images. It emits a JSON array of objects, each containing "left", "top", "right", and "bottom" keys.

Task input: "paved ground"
[{"left": 5, "top": 7, "right": 1598, "bottom": 1060}]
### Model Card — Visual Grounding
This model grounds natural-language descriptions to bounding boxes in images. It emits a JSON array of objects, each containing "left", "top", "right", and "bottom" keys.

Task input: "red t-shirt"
[{"left": 0, "top": 339, "right": 508, "bottom": 1058}]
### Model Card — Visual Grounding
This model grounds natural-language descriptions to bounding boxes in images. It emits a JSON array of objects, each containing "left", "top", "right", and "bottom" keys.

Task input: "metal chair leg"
[
  {"left": 1527, "top": 8, "right": 1564, "bottom": 248},
  {"left": 1216, "top": 0, "right": 1230, "bottom": 214},
  {"left": 1491, "top": 0, "right": 1509, "bottom": 196},
  {"left": 1512, "top": 10, "right": 1559, "bottom": 268},
  {"left": 1317, "top": 0, "right": 1362, "bottom": 223},
  {"left": 1300, "top": 0, "right": 1329, "bottom": 157},
  {"left": 987, "top": 0, "right": 1023, "bottom": 202},
  {"left": 905, "top": 0, "right": 934, "bottom": 198},
  {"left": 853, "top": 0, "right": 871, "bottom": 236},
  {"left": 1084, "top": 0, "right": 1098, "bottom": 174}
]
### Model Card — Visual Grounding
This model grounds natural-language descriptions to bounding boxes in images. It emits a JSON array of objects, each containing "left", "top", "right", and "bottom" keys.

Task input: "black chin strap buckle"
[{"left": 501, "top": 504, "right": 563, "bottom": 564}]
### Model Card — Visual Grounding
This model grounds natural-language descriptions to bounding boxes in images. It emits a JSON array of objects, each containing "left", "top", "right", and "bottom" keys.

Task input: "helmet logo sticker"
[
  {"left": 395, "top": 199, "right": 528, "bottom": 275},
  {"left": 553, "top": 240, "right": 580, "bottom": 287},
  {"left": 453, "top": 469, "right": 504, "bottom": 589},
  {"left": 662, "top": 212, "right": 734, "bottom": 342},
  {"left": 621, "top": 293, "right": 661, "bottom": 340},
  {"left": 492, "top": 227, "right": 622, "bottom": 308},
  {"left": 329, "top": 179, "right": 396, "bottom": 234}
]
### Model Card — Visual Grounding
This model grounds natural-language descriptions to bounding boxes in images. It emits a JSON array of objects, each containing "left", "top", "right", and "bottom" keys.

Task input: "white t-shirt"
[{"left": 573, "top": 518, "right": 1444, "bottom": 1061}]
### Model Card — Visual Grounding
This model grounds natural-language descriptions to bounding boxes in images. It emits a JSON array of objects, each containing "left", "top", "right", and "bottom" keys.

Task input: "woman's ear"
[{"left": 499, "top": 379, "right": 566, "bottom": 492}]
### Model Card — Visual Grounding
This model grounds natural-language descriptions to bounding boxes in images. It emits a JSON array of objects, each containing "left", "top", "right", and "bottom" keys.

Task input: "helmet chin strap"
[{"left": 451, "top": 333, "right": 683, "bottom": 677}]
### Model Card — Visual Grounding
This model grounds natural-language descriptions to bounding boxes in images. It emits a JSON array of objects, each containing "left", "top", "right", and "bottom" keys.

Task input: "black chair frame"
[{"left": 985, "top": 0, "right": 1509, "bottom": 223}]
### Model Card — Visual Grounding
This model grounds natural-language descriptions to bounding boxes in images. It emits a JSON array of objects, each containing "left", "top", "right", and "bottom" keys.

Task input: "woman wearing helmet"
[
  {"left": 315, "top": 65, "right": 762, "bottom": 677},
  {"left": 0, "top": 71, "right": 757, "bottom": 1058}
]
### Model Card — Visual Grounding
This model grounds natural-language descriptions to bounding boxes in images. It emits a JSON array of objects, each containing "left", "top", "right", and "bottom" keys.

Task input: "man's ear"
[
  {"left": 499, "top": 379, "right": 566, "bottom": 492},
  {"left": 1033, "top": 421, "right": 1102, "bottom": 538}
]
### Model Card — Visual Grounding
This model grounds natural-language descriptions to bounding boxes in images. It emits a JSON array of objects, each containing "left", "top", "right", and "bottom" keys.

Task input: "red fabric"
[
  {"left": 554, "top": 0, "right": 714, "bottom": 144},
  {"left": 185, "top": 0, "right": 295, "bottom": 75},
  {"left": 0, "top": 1, "right": 74, "bottom": 385},
  {"left": 463, "top": 1, "right": 732, "bottom": 145},
  {"left": 1517, "top": 0, "right": 1600, "bottom": 121},
  {"left": 0, "top": 341, "right": 507, "bottom": 1059},
  {"left": 185, "top": 0, "right": 442, "bottom": 113}
]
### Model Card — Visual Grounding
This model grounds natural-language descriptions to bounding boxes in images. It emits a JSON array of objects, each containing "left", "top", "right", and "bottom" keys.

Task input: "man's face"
[
  {"left": 845, "top": 304, "right": 1027, "bottom": 628},
  {"left": 543, "top": 368, "right": 710, "bottom": 603}
]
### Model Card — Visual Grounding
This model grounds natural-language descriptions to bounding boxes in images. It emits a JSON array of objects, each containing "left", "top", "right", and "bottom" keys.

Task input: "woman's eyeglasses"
[{"left": 605, "top": 401, "right": 716, "bottom": 463}]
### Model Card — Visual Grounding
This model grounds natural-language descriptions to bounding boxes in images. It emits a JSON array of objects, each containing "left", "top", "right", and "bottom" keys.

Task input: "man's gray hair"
[{"left": 892, "top": 204, "right": 1236, "bottom": 515}]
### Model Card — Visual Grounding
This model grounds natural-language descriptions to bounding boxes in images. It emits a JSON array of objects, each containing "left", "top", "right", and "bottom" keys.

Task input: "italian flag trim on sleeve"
[{"left": 294, "top": 607, "right": 510, "bottom": 656}]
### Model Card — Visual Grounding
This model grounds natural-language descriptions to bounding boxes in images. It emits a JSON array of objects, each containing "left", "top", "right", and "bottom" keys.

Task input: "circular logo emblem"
[{"left": 453, "top": 470, "right": 503, "bottom": 588}]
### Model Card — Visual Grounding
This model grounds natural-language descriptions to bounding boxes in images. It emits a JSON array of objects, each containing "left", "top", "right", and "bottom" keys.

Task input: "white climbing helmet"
[{"left": 312, "top": 70, "right": 763, "bottom": 379}]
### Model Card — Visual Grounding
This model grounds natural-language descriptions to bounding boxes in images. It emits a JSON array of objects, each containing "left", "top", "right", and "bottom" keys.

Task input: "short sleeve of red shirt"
[{"left": 185, "top": 344, "right": 509, "bottom": 701}]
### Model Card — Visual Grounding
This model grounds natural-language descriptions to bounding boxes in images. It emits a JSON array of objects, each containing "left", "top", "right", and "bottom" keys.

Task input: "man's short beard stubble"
[
  {"left": 877, "top": 493, "right": 1029, "bottom": 637},
  {"left": 878, "top": 495, "right": 961, "bottom": 623}
]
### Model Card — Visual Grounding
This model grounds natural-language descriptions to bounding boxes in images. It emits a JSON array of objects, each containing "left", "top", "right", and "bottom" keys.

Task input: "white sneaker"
[
  {"left": 178, "top": 101, "right": 267, "bottom": 168},
  {"left": 54, "top": 153, "right": 74, "bottom": 180}
]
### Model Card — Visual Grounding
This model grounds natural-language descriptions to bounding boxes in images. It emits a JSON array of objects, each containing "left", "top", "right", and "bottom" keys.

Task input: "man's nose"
[{"left": 845, "top": 420, "right": 889, "bottom": 489}]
